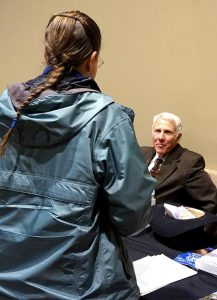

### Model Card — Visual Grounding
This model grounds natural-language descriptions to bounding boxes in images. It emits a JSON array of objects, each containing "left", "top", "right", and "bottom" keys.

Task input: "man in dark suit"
[{"left": 142, "top": 112, "right": 217, "bottom": 214}]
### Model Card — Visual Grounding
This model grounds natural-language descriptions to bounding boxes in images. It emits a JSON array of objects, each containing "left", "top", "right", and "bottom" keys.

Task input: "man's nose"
[{"left": 158, "top": 132, "right": 165, "bottom": 139}]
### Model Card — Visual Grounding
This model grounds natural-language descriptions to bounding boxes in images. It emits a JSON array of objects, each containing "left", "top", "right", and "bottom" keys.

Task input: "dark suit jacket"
[{"left": 141, "top": 144, "right": 217, "bottom": 214}]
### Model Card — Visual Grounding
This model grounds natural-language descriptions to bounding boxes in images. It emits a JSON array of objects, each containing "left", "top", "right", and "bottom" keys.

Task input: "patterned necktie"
[{"left": 150, "top": 158, "right": 163, "bottom": 177}]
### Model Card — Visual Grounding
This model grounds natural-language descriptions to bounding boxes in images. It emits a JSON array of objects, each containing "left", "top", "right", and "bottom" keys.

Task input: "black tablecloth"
[{"left": 124, "top": 227, "right": 217, "bottom": 300}]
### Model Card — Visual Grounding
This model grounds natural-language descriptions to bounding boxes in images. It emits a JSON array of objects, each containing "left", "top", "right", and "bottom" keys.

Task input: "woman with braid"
[{"left": 0, "top": 11, "right": 155, "bottom": 299}]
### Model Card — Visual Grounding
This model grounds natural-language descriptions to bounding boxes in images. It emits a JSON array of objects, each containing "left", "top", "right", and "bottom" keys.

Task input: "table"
[{"left": 124, "top": 226, "right": 217, "bottom": 300}]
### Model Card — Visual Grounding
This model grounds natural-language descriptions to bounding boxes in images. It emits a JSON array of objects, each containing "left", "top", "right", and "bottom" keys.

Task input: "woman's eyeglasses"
[{"left": 97, "top": 56, "right": 104, "bottom": 68}]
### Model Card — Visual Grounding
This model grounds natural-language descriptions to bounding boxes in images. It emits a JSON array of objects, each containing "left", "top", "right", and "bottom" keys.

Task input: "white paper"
[
  {"left": 164, "top": 203, "right": 196, "bottom": 219},
  {"left": 133, "top": 254, "right": 197, "bottom": 295},
  {"left": 195, "top": 249, "right": 217, "bottom": 276}
]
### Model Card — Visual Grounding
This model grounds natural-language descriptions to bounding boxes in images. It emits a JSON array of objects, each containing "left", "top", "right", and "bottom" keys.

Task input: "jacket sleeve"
[
  {"left": 94, "top": 115, "right": 156, "bottom": 237},
  {"left": 185, "top": 154, "right": 217, "bottom": 214}
]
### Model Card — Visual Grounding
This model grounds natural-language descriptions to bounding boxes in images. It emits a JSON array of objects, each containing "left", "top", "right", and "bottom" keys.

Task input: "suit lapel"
[
  {"left": 140, "top": 146, "right": 155, "bottom": 164},
  {"left": 154, "top": 144, "right": 182, "bottom": 187},
  {"left": 141, "top": 144, "right": 183, "bottom": 187},
  {"left": 155, "top": 162, "right": 177, "bottom": 187}
]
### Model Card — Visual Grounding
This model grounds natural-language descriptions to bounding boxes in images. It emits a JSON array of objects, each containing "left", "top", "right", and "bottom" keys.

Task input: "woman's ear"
[
  {"left": 88, "top": 51, "right": 97, "bottom": 69},
  {"left": 78, "top": 51, "right": 98, "bottom": 78},
  {"left": 87, "top": 51, "right": 98, "bottom": 78}
]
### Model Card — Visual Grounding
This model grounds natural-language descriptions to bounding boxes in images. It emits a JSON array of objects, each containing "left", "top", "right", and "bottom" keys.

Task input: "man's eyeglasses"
[{"left": 97, "top": 56, "right": 104, "bottom": 68}]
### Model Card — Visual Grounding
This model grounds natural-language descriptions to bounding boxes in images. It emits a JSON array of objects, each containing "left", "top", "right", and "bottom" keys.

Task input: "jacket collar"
[{"left": 8, "top": 71, "right": 101, "bottom": 108}]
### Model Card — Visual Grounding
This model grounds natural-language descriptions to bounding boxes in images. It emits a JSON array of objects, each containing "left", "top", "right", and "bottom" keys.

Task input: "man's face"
[{"left": 152, "top": 118, "right": 181, "bottom": 157}]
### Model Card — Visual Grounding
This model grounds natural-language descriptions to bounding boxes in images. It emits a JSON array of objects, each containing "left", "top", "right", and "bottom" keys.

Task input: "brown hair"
[{"left": 0, "top": 10, "right": 101, "bottom": 155}]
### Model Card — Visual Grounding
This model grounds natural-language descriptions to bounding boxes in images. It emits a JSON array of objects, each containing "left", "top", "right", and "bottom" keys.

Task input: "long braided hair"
[{"left": 0, "top": 10, "right": 101, "bottom": 155}]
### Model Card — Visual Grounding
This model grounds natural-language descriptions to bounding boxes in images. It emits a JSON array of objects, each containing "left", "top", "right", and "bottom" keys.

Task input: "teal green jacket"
[{"left": 0, "top": 75, "right": 156, "bottom": 299}]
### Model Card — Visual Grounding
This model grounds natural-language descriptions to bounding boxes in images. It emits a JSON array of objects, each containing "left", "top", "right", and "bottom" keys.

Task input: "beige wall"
[{"left": 0, "top": 0, "right": 217, "bottom": 169}]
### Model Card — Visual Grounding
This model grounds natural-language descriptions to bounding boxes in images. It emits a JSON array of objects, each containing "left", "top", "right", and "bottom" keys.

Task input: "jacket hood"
[{"left": 0, "top": 73, "right": 114, "bottom": 147}]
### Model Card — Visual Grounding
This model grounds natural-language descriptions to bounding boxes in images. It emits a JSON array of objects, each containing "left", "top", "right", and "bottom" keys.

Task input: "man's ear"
[{"left": 177, "top": 133, "right": 182, "bottom": 143}]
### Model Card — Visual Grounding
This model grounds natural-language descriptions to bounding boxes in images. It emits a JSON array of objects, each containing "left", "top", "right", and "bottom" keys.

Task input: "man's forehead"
[{"left": 154, "top": 118, "right": 176, "bottom": 130}]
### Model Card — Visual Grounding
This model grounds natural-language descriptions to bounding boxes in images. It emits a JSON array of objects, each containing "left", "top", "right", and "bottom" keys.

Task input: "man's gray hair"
[{"left": 152, "top": 112, "right": 182, "bottom": 135}]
